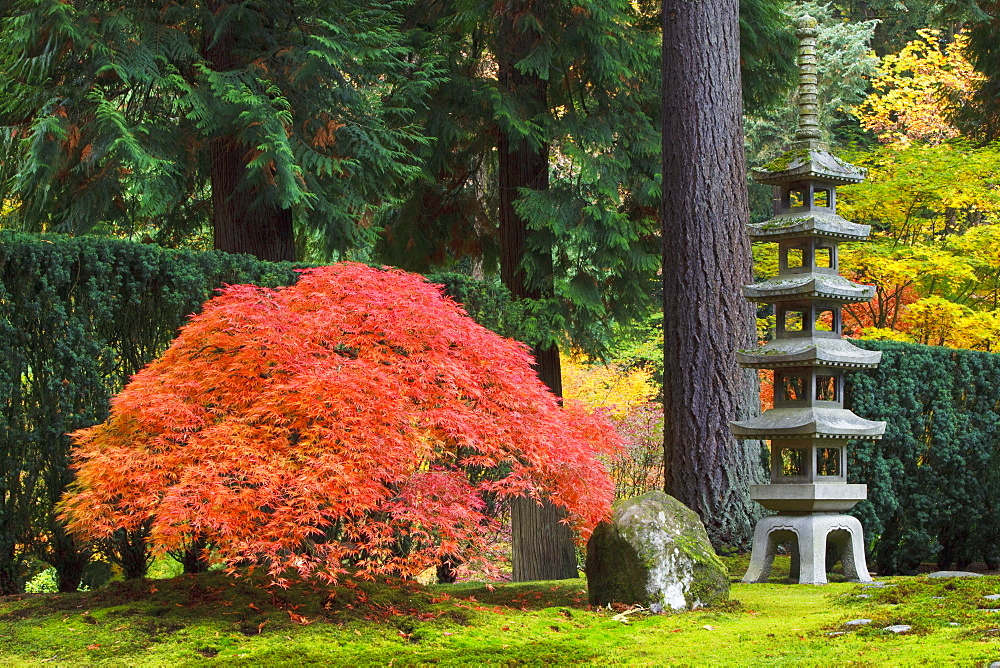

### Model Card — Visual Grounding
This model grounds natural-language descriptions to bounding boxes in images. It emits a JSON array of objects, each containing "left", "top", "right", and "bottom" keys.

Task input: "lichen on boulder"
[{"left": 585, "top": 491, "right": 729, "bottom": 611}]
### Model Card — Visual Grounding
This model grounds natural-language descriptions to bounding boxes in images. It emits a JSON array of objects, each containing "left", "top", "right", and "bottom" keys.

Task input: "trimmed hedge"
[
  {"left": 0, "top": 232, "right": 305, "bottom": 592},
  {"left": 847, "top": 340, "right": 1000, "bottom": 574}
]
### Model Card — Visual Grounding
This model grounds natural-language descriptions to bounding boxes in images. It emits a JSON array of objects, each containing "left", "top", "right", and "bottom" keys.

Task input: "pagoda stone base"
[
  {"left": 743, "top": 514, "right": 872, "bottom": 585},
  {"left": 750, "top": 483, "right": 867, "bottom": 514}
]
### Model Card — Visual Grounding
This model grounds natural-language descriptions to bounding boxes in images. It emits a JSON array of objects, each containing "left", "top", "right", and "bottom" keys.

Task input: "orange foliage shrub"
[{"left": 61, "top": 264, "right": 620, "bottom": 584}]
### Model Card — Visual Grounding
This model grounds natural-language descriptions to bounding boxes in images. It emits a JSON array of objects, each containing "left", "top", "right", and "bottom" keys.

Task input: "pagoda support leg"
[
  {"left": 742, "top": 515, "right": 873, "bottom": 585},
  {"left": 795, "top": 519, "right": 829, "bottom": 584},
  {"left": 827, "top": 518, "right": 872, "bottom": 582},
  {"left": 743, "top": 521, "right": 794, "bottom": 583}
]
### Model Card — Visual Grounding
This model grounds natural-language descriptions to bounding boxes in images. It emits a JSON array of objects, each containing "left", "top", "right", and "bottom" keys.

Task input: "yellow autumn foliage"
[
  {"left": 560, "top": 353, "right": 656, "bottom": 419},
  {"left": 1, "top": 199, "right": 17, "bottom": 219},
  {"left": 855, "top": 30, "right": 983, "bottom": 146}
]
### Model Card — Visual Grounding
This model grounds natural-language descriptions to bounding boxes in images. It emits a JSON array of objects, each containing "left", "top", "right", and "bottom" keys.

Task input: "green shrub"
[
  {"left": 23, "top": 567, "right": 59, "bottom": 594},
  {"left": 847, "top": 340, "right": 1000, "bottom": 574}
]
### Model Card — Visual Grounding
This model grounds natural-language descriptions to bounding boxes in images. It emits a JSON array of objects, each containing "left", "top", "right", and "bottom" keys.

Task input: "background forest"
[{"left": 1, "top": 0, "right": 1000, "bottom": 595}]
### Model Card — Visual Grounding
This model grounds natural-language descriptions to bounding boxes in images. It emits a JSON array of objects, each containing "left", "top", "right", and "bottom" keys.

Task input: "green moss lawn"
[{"left": 2, "top": 559, "right": 999, "bottom": 666}]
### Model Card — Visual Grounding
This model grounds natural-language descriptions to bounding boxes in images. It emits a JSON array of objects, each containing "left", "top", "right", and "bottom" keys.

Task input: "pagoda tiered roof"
[
  {"left": 748, "top": 211, "right": 871, "bottom": 241},
  {"left": 744, "top": 272, "right": 875, "bottom": 303},
  {"left": 730, "top": 406, "right": 885, "bottom": 440},
  {"left": 736, "top": 337, "right": 882, "bottom": 369},
  {"left": 751, "top": 145, "right": 865, "bottom": 186}
]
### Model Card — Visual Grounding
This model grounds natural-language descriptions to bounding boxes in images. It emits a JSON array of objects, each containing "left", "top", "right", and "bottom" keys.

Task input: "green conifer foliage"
[
  {"left": 0, "top": 0, "right": 438, "bottom": 260},
  {"left": 951, "top": 1, "right": 1000, "bottom": 141},
  {"left": 378, "top": 0, "right": 663, "bottom": 356}
]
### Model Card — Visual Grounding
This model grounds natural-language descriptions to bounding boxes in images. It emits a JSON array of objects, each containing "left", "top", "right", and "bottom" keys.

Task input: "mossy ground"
[{"left": 1, "top": 558, "right": 999, "bottom": 666}]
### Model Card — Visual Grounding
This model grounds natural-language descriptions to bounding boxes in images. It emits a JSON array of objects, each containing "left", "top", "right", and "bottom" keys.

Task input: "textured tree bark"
[
  {"left": 203, "top": 2, "right": 295, "bottom": 262},
  {"left": 509, "top": 496, "right": 577, "bottom": 582},
  {"left": 208, "top": 136, "right": 295, "bottom": 262},
  {"left": 660, "top": 0, "right": 766, "bottom": 550},
  {"left": 498, "top": 2, "right": 577, "bottom": 582}
]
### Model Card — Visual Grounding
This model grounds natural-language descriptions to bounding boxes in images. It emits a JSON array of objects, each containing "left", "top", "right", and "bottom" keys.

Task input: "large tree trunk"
[
  {"left": 498, "top": 2, "right": 577, "bottom": 582},
  {"left": 660, "top": 0, "right": 765, "bottom": 550},
  {"left": 203, "top": 1, "right": 295, "bottom": 262},
  {"left": 208, "top": 136, "right": 295, "bottom": 261}
]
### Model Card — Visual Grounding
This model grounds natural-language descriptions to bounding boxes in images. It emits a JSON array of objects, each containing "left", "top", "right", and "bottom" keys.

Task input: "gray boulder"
[{"left": 586, "top": 491, "right": 729, "bottom": 611}]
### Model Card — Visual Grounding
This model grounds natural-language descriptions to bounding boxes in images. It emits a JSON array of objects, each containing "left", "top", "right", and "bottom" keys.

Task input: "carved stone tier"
[
  {"left": 745, "top": 273, "right": 875, "bottom": 303},
  {"left": 731, "top": 407, "right": 885, "bottom": 440},
  {"left": 748, "top": 212, "right": 871, "bottom": 242},
  {"left": 751, "top": 148, "right": 865, "bottom": 185},
  {"left": 750, "top": 483, "right": 868, "bottom": 513},
  {"left": 736, "top": 337, "right": 882, "bottom": 368}
]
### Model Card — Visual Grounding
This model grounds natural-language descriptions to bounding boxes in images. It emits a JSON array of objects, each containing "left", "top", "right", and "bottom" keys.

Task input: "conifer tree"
[
  {"left": 0, "top": 0, "right": 437, "bottom": 261},
  {"left": 387, "top": 0, "right": 663, "bottom": 354},
  {"left": 951, "top": 1, "right": 1000, "bottom": 140}
]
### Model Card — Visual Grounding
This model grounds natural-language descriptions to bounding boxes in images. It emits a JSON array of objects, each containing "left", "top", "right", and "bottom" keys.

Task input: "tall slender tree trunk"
[
  {"left": 203, "top": 1, "right": 295, "bottom": 262},
  {"left": 660, "top": 0, "right": 765, "bottom": 550},
  {"left": 498, "top": 2, "right": 577, "bottom": 582}
]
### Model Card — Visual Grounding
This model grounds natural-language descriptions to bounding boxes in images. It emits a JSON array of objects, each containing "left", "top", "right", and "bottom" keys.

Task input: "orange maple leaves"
[{"left": 61, "top": 263, "right": 620, "bottom": 583}]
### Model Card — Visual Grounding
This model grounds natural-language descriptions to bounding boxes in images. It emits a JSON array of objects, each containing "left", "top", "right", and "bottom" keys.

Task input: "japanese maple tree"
[{"left": 61, "top": 264, "right": 619, "bottom": 583}]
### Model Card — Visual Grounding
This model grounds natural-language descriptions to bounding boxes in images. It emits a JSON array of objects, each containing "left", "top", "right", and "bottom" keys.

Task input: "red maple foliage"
[{"left": 61, "top": 263, "right": 620, "bottom": 584}]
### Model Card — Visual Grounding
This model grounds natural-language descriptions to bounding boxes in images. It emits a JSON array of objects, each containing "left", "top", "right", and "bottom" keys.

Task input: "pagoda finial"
[{"left": 794, "top": 15, "right": 822, "bottom": 145}]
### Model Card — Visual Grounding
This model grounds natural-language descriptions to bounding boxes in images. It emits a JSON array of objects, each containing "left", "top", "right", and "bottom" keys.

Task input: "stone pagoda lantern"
[{"left": 729, "top": 15, "right": 886, "bottom": 585}]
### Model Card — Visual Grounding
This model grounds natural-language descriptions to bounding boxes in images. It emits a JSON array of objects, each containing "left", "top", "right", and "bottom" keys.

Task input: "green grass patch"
[{"left": 2, "top": 569, "right": 999, "bottom": 665}]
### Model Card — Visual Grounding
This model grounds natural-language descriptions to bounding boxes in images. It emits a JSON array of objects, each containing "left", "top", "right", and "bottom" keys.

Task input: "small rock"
[
  {"left": 926, "top": 570, "right": 983, "bottom": 578},
  {"left": 844, "top": 619, "right": 872, "bottom": 626},
  {"left": 948, "top": 622, "right": 960, "bottom": 626},
  {"left": 855, "top": 594, "right": 871, "bottom": 599},
  {"left": 984, "top": 594, "right": 1000, "bottom": 601},
  {"left": 827, "top": 631, "right": 845, "bottom": 637},
  {"left": 930, "top": 596, "right": 944, "bottom": 600},
  {"left": 884, "top": 624, "right": 912, "bottom": 634},
  {"left": 989, "top": 663, "right": 1000, "bottom": 668}
]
